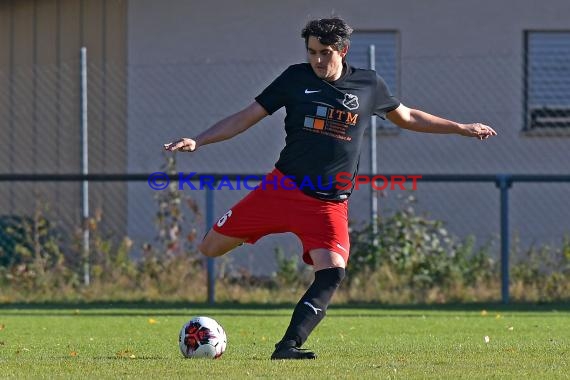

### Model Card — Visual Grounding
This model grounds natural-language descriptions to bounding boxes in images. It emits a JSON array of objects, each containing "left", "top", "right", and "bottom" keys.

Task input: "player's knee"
[
  {"left": 315, "top": 267, "right": 345, "bottom": 289},
  {"left": 198, "top": 241, "right": 217, "bottom": 257},
  {"left": 329, "top": 267, "right": 346, "bottom": 287},
  {"left": 198, "top": 238, "right": 240, "bottom": 257}
]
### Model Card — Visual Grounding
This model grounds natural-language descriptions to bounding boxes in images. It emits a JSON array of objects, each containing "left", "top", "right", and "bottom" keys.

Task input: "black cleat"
[{"left": 270, "top": 340, "right": 317, "bottom": 360}]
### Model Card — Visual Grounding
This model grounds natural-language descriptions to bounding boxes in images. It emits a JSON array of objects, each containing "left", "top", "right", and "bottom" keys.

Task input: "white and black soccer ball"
[{"left": 179, "top": 316, "right": 227, "bottom": 359}]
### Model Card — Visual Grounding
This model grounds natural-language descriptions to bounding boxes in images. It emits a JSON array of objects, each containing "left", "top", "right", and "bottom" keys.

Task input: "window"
[
  {"left": 347, "top": 31, "right": 399, "bottom": 131},
  {"left": 525, "top": 31, "right": 570, "bottom": 130}
]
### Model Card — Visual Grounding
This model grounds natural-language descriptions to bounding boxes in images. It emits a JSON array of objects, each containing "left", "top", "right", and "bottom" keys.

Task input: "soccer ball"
[{"left": 179, "top": 316, "right": 227, "bottom": 359}]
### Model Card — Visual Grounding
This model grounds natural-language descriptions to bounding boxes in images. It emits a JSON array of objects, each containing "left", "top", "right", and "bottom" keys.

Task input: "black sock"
[{"left": 278, "top": 267, "right": 345, "bottom": 348}]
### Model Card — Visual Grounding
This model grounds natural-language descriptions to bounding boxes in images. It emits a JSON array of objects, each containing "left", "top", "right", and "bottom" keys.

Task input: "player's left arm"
[{"left": 386, "top": 103, "right": 497, "bottom": 140}]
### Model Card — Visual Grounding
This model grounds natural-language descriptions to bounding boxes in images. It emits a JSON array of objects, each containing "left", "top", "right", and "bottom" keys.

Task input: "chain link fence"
[{"left": 1, "top": 53, "right": 569, "bottom": 286}]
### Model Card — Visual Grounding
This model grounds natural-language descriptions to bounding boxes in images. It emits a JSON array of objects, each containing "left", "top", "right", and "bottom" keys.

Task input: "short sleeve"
[
  {"left": 255, "top": 67, "right": 293, "bottom": 115},
  {"left": 373, "top": 74, "right": 400, "bottom": 119}
]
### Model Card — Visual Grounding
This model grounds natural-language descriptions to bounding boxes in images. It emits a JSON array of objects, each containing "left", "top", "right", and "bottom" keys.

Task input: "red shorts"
[{"left": 212, "top": 168, "right": 350, "bottom": 265}]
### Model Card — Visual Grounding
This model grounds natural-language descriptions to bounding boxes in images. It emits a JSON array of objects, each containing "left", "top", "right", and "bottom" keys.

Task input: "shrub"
[
  {"left": 348, "top": 195, "right": 496, "bottom": 294},
  {"left": 0, "top": 187, "right": 568, "bottom": 304}
]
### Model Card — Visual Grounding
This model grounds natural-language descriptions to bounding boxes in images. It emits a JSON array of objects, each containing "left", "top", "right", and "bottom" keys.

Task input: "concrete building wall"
[
  {"left": 0, "top": 0, "right": 127, "bottom": 235},
  {"left": 123, "top": 0, "right": 568, "bottom": 272}
]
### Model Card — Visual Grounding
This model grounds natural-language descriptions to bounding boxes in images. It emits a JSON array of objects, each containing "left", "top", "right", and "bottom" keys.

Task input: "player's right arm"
[{"left": 164, "top": 101, "right": 268, "bottom": 152}]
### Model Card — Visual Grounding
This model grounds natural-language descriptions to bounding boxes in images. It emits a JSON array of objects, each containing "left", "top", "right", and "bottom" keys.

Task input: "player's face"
[{"left": 306, "top": 36, "right": 348, "bottom": 82}]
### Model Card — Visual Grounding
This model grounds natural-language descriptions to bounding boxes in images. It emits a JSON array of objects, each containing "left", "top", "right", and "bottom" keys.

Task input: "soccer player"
[{"left": 164, "top": 17, "right": 496, "bottom": 360}]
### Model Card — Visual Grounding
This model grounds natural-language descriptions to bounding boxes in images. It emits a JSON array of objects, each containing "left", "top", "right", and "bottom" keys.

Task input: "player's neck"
[{"left": 328, "top": 62, "right": 346, "bottom": 82}]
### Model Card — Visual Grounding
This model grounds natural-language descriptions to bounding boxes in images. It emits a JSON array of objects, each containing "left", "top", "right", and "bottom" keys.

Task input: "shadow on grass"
[{"left": 1, "top": 300, "right": 568, "bottom": 313}]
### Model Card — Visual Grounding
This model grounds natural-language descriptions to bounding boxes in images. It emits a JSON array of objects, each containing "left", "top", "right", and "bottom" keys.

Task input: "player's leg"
[
  {"left": 309, "top": 249, "right": 347, "bottom": 271},
  {"left": 198, "top": 229, "right": 247, "bottom": 257},
  {"left": 271, "top": 249, "right": 346, "bottom": 360},
  {"left": 199, "top": 169, "right": 284, "bottom": 258},
  {"left": 271, "top": 194, "right": 349, "bottom": 360}
]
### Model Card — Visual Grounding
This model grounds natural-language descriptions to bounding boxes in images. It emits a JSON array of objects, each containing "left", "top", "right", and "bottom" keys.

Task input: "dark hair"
[{"left": 301, "top": 17, "right": 353, "bottom": 51}]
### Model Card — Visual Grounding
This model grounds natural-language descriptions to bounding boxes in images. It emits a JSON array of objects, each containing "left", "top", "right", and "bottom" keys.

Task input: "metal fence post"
[
  {"left": 205, "top": 187, "right": 215, "bottom": 304},
  {"left": 496, "top": 175, "right": 512, "bottom": 304},
  {"left": 80, "top": 47, "right": 90, "bottom": 286},
  {"left": 369, "top": 44, "right": 378, "bottom": 244}
]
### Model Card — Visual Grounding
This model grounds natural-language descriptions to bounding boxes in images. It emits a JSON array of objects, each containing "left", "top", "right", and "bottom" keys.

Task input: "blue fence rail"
[{"left": 1, "top": 173, "right": 569, "bottom": 304}]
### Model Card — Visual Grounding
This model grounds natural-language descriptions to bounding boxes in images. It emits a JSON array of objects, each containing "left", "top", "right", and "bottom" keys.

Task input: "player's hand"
[
  {"left": 164, "top": 138, "right": 197, "bottom": 152},
  {"left": 460, "top": 123, "right": 497, "bottom": 140}
]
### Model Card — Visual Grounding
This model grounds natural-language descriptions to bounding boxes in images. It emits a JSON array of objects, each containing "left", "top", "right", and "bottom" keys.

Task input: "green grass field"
[{"left": 0, "top": 303, "right": 568, "bottom": 379}]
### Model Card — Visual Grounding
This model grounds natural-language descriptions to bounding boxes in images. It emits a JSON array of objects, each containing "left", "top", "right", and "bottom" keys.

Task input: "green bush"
[
  {"left": 0, "top": 186, "right": 568, "bottom": 304},
  {"left": 348, "top": 195, "right": 496, "bottom": 291},
  {"left": 510, "top": 234, "right": 570, "bottom": 301},
  {"left": 0, "top": 212, "right": 62, "bottom": 267}
]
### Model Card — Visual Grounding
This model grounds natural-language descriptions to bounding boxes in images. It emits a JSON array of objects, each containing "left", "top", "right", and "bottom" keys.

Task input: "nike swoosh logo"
[
  {"left": 336, "top": 243, "right": 348, "bottom": 253},
  {"left": 304, "top": 89, "right": 321, "bottom": 94}
]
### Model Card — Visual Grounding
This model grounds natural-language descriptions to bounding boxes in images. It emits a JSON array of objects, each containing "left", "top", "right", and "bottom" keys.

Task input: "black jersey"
[{"left": 255, "top": 63, "right": 400, "bottom": 201}]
